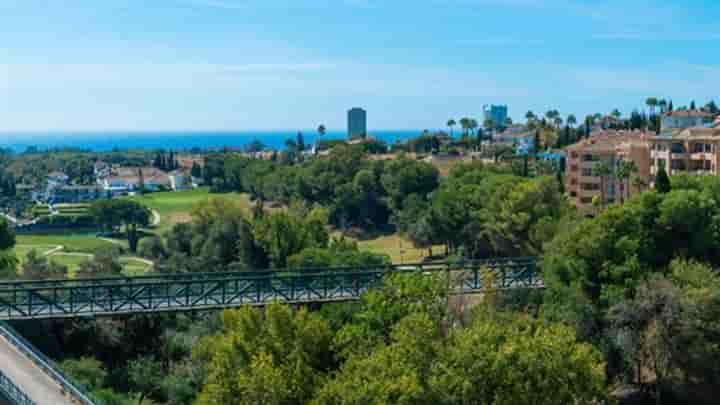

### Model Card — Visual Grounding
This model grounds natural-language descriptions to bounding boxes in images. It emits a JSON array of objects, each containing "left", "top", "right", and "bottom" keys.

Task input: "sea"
[{"left": 0, "top": 130, "right": 426, "bottom": 153}]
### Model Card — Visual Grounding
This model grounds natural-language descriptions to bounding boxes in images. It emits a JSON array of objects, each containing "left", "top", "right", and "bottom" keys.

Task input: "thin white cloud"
[
  {"left": 0, "top": 62, "right": 339, "bottom": 92},
  {"left": 457, "top": 38, "right": 544, "bottom": 46},
  {"left": 215, "top": 63, "right": 337, "bottom": 75},
  {"left": 176, "top": 0, "right": 249, "bottom": 9},
  {"left": 175, "top": 0, "right": 377, "bottom": 10},
  {"left": 592, "top": 31, "right": 720, "bottom": 41}
]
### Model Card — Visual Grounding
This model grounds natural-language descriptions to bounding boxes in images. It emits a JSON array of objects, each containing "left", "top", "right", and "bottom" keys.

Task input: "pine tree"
[
  {"left": 655, "top": 166, "right": 671, "bottom": 194},
  {"left": 296, "top": 132, "right": 305, "bottom": 152},
  {"left": 191, "top": 162, "right": 202, "bottom": 179},
  {"left": 690, "top": 100, "right": 696, "bottom": 110}
]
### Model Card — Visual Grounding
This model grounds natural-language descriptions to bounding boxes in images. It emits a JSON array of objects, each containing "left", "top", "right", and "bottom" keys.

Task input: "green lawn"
[
  {"left": 14, "top": 245, "right": 57, "bottom": 265},
  {"left": 353, "top": 233, "right": 442, "bottom": 264},
  {"left": 128, "top": 188, "right": 253, "bottom": 232},
  {"left": 119, "top": 257, "right": 153, "bottom": 276},
  {"left": 13, "top": 249, "right": 152, "bottom": 277},
  {"left": 48, "top": 254, "right": 89, "bottom": 274},
  {"left": 16, "top": 235, "right": 115, "bottom": 253}
]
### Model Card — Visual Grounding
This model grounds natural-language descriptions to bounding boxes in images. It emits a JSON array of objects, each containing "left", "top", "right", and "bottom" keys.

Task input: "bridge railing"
[
  {"left": 0, "top": 322, "right": 99, "bottom": 405},
  {"left": 0, "top": 258, "right": 540, "bottom": 320},
  {"left": 0, "top": 369, "right": 36, "bottom": 405},
  {"left": 0, "top": 257, "right": 537, "bottom": 290}
]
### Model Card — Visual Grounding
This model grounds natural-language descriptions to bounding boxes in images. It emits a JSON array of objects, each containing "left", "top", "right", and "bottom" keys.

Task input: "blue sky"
[{"left": 1, "top": 0, "right": 719, "bottom": 132}]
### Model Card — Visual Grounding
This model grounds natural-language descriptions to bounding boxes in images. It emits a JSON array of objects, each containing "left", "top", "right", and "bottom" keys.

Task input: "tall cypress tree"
[{"left": 655, "top": 166, "right": 671, "bottom": 194}]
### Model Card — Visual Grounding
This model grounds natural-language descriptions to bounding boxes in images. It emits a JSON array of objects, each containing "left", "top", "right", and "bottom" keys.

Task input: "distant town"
[{"left": 4, "top": 101, "right": 720, "bottom": 219}]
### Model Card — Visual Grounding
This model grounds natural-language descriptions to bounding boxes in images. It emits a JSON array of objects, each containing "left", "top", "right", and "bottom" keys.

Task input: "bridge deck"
[
  {"left": 0, "top": 259, "right": 541, "bottom": 320},
  {"left": 0, "top": 334, "right": 73, "bottom": 404}
]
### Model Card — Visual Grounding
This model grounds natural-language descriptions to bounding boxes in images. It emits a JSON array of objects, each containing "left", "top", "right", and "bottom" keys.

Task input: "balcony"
[{"left": 690, "top": 153, "right": 714, "bottom": 161}]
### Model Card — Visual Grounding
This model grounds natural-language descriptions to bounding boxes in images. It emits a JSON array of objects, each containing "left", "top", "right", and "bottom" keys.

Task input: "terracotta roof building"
[
  {"left": 661, "top": 109, "right": 714, "bottom": 131},
  {"left": 564, "top": 130, "right": 650, "bottom": 216}
]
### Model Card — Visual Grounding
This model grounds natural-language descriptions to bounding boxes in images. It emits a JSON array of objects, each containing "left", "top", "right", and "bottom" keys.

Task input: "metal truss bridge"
[
  {"left": 0, "top": 257, "right": 540, "bottom": 321},
  {"left": 0, "top": 257, "right": 539, "bottom": 404}
]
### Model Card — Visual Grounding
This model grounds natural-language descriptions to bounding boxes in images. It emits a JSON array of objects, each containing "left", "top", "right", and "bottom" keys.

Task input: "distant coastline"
[{"left": 0, "top": 130, "right": 427, "bottom": 153}]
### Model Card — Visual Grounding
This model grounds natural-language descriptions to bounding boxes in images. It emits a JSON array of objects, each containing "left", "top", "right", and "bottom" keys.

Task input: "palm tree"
[
  {"left": 469, "top": 119, "right": 479, "bottom": 135},
  {"left": 525, "top": 111, "right": 537, "bottom": 129},
  {"left": 483, "top": 118, "right": 495, "bottom": 132},
  {"left": 658, "top": 99, "right": 668, "bottom": 114},
  {"left": 447, "top": 119, "right": 457, "bottom": 137},
  {"left": 645, "top": 97, "right": 658, "bottom": 116},
  {"left": 567, "top": 114, "right": 577, "bottom": 128},
  {"left": 553, "top": 116, "right": 563, "bottom": 129},
  {"left": 615, "top": 160, "right": 638, "bottom": 203},
  {"left": 593, "top": 161, "right": 612, "bottom": 208}
]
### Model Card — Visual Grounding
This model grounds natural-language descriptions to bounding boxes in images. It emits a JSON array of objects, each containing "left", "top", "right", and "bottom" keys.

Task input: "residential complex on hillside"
[
  {"left": 661, "top": 109, "right": 715, "bottom": 131},
  {"left": 565, "top": 131, "right": 650, "bottom": 215},
  {"left": 565, "top": 113, "right": 720, "bottom": 215},
  {"left": 32, "top": 162, "right": 197, "bottom": 205}
]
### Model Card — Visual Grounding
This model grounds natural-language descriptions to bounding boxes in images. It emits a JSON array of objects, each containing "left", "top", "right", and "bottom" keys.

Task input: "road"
[{"left": 0, "top": 333, "right": 73, "bottom": 404}]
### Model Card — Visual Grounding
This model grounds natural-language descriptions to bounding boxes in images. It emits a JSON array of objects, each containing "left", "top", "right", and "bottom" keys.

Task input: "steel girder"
[{"left": 0, "top": 258, "right": 541, "bottom": 320}]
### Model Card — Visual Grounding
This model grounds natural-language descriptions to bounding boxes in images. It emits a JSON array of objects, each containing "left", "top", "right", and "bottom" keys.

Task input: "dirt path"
[
  {"left": 42, "top": 245, "right": 64, "bottom": 256},
  {"left": 99, "top": 237, "right": 125, "bottom": 246}
]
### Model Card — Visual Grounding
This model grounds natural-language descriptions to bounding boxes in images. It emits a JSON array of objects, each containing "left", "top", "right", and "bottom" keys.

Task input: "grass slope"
[
  {"left": 353, "top": 233, "right": 440, "bottom": 264},
  {"left": 16, "top": 235, "right": 115, "bottom": 254},
  {"left": 128, "top": 188, "right": 253, "bottom": 232}
]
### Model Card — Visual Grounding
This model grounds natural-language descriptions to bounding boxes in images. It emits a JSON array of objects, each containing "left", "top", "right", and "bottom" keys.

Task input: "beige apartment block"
[
  {"left": 648, "top": 127, "right": 720, "bottom": 178},
  {"left": 565, "top": 131, "right": 650, "bottom": 216}
]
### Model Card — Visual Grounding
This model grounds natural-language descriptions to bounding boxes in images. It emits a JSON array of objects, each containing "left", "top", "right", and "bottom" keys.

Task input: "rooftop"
[
  {"left": 665, "top": 109, "right": 714, "bottom": 118},
  {"left": 565, "top": 130, "right": 648, "bottom": 152},
  {"left": 649, "top": 127, "right": 720, "bottom": 141}
]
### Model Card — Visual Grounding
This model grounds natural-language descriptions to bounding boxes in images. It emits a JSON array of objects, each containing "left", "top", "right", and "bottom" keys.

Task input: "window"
[
  {"left": 581, "top": 183, "right": 600, "bottom": 190},
  {"left": 582, "top": 154, "right": 596, "bottom": 162},
  {"left": 570, "top": 191, "right": 577, "bottom": 197},
  {"left": 580, "top": 197, "right": 593, "bottom": 204},
  {"left": 569, "top": 165, "right": 579, "bottom": 172},
  {"left": 671, "top": 159, "right": 686, "bottom": 170},
  {"left": 582, "top": 168, "right": 593, "bottom": 176},
  {"left": 671, "top": 143, "right": 686, "bottom": 154},
  {"left": 692, "top": 143, "right": 712, "bottom": 153},
  {"left": 570, "top": 152, "right": 578, "bottom": 159},
  {"left": 705, "top": 160, "right": 712, "bottom": 170}
]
